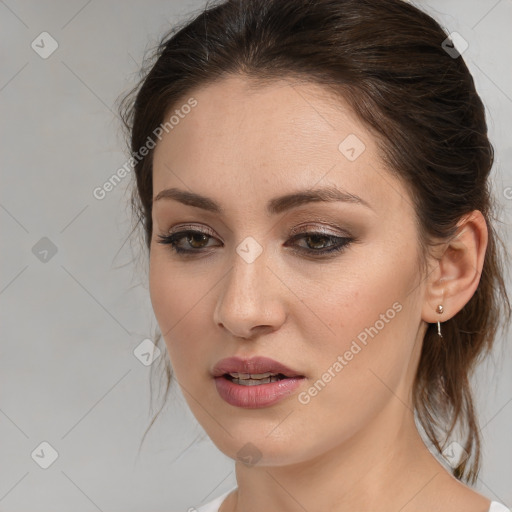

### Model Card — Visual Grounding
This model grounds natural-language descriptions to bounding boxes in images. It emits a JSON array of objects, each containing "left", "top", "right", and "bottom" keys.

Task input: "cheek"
[
  {"left": 301, "top": 247, "right": 419, "bottom": 401},
  {"left": 149, "top": 255, "right": 175, "bottom": 332},
  {"left": 149, "top": 255, "right": 187, "bottom": 360},
  {"left": 148, "top": 250, "right": 200, "bottom": 329},
  {"left": 293, "top": 308, "right": 415, "bottom": 455},
  {"left": 148, "top": 254, "right": 212, "bottom": 377}
]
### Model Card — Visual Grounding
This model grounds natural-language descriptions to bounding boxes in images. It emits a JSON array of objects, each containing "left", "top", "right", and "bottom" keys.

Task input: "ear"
[{"left": 421, "top": 210, "right": 488, "bottom": 324}]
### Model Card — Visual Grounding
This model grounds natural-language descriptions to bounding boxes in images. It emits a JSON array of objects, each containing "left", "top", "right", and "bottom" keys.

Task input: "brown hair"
[{"left": 118, "top": 0, "right": 511, "bottom": 484}]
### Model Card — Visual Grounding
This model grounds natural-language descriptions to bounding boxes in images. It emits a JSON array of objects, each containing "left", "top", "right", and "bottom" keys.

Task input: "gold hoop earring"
[{"left": 436, "top": 304, "right": 444, "bottom": 338}]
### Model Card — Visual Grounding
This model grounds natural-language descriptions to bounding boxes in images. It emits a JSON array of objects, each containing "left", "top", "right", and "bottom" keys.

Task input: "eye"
[
  {"left": 156, "top": 226, "right": 355, "bottom": 258},
  {"left": 156, "top": 227, "right": 220, "bottom": 255},
  {"left": 285, "top": 231, "right": 353, "bottom": 257}
]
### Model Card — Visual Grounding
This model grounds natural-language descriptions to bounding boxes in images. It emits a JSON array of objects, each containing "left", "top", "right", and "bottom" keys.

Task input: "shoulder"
[
  {"left": 193, "top": 488, "right": 236, "bottom": 512},
  {"left": 489, "top": 502, "right": 511, "bottom": 512},
  {"left": 419, "top": 470, "right": 504, "bottom": 512}
]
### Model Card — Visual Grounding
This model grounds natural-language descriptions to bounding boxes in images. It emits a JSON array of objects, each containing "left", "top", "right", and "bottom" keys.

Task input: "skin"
[{"left": 149, "top": 75, "right": 490, "bottom": 512}]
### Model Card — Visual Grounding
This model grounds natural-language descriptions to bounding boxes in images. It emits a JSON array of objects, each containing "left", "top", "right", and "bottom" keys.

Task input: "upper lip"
[{"left": 212, "top": 356, "right": 304, "bottom": 378}]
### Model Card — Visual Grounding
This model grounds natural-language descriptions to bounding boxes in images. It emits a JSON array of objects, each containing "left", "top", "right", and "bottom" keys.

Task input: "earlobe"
[{"left": 421, "top": 210, "right": 488, "bottom": 326}]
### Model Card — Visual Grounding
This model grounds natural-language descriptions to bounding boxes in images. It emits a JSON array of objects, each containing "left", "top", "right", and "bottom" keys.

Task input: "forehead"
[
  {"left": 151, "top": 75, "right": 411, "bottom": 219},
  {"left": 154, "top": 75, "right": 368, "bottom": 165}
]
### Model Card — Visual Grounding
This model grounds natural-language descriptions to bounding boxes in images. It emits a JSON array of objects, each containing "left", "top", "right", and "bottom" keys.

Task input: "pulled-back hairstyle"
[{"left": 118, "top": 0, "right": 511, "bottom": 484}]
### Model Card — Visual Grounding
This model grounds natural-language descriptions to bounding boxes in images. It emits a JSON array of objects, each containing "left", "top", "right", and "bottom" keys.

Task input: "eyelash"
[{"left": 156, "top": 226, "right": 354, "bottom": 258}]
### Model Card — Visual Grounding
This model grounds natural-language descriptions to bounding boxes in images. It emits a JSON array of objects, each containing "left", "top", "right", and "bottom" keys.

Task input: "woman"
[{"left": 118, "top": 0, "right": 511, "bottom": 510}]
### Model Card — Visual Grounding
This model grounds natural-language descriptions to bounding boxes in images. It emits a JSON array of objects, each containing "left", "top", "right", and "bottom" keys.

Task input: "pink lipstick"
[{"left": 212, "top": 356, "right": 306, "bottom": 409}]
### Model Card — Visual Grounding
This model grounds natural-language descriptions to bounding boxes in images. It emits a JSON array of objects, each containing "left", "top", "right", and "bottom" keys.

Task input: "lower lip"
[{"left": 214, "top": 376, "right": 305, "bottom": 409}]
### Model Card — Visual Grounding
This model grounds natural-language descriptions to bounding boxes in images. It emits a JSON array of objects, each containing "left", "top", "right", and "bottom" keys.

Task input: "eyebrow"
[{"left": 153, "top": 185, "right": 373, "bottom": 215}]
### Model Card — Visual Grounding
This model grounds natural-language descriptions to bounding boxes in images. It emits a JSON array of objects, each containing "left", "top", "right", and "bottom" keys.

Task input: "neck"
[{"left": 227, "top": 401, "right": 450, "bottom": 512}]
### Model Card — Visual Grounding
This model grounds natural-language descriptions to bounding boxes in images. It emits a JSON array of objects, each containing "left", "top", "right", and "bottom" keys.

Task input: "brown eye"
[
  {"left": 156, "top": 229, "right": 220, "bottom": 254},
  {"left": 304, "top": 234, "right": 331, "bottom": 250},
  {"left": 156, "top": 228, "right": 354, "bottom": 258},
  {"left": 286, "top": 232, "right": 353, "bottom": 257},
  {"left": 187, "top": 232, "right": 210, "bottom": 249}
]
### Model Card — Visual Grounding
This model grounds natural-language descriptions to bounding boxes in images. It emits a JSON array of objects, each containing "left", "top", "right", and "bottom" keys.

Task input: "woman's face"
[{"left": 149, "top": 75, "right": 430, "bottom": 466}]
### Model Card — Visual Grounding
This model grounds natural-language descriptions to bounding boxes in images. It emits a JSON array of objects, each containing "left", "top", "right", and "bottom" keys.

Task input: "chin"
[{"left": 204, "top": 428, "right": 315, "bottom": 468}]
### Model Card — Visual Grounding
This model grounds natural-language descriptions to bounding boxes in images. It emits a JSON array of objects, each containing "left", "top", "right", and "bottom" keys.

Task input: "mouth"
[
  {"left": 212, "top": 355, "right": 305, "bottom": 380},
  {"left": 212, "top": 357, "right": 306, "bottom": 409},
  {"left": 222, "top": 371, "right": 292, "bottom": 386}
]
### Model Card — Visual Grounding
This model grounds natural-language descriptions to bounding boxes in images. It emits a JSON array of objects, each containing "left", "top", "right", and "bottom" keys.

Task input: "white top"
[{"left": 194, "top": 488, "right": 511, "bottom": 512}]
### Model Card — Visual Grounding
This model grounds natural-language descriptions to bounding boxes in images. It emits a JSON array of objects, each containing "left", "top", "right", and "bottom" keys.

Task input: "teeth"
[
  {"left": 228, "top": 372, "right": 280, "bottom": 379},
  {"left": 226, "top": 372, "right": 286, "bottom": 386},
  {"left": 232, "top": 375, "right": 282, "bottom": 386}
]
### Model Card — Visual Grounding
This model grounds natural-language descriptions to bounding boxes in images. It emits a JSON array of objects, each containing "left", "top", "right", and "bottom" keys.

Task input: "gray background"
[{"left": 0, "top": 1, "right": 511, "bottom": 511}]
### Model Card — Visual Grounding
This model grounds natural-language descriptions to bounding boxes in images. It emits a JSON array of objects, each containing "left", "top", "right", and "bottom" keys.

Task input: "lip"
[
  {"left": 214, "top": 375, "right": 305, "bottom": 409},
  {"left": 212, "top": 356, "right": 304, "bottom": 378},
  {"left": 212, "top": 356, "right": 306, "bottom": 409}
]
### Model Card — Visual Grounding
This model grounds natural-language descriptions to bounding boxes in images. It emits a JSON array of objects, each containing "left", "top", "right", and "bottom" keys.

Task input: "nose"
[{"left": 213, "top": 250, "right": 287, "bottom": 340}]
